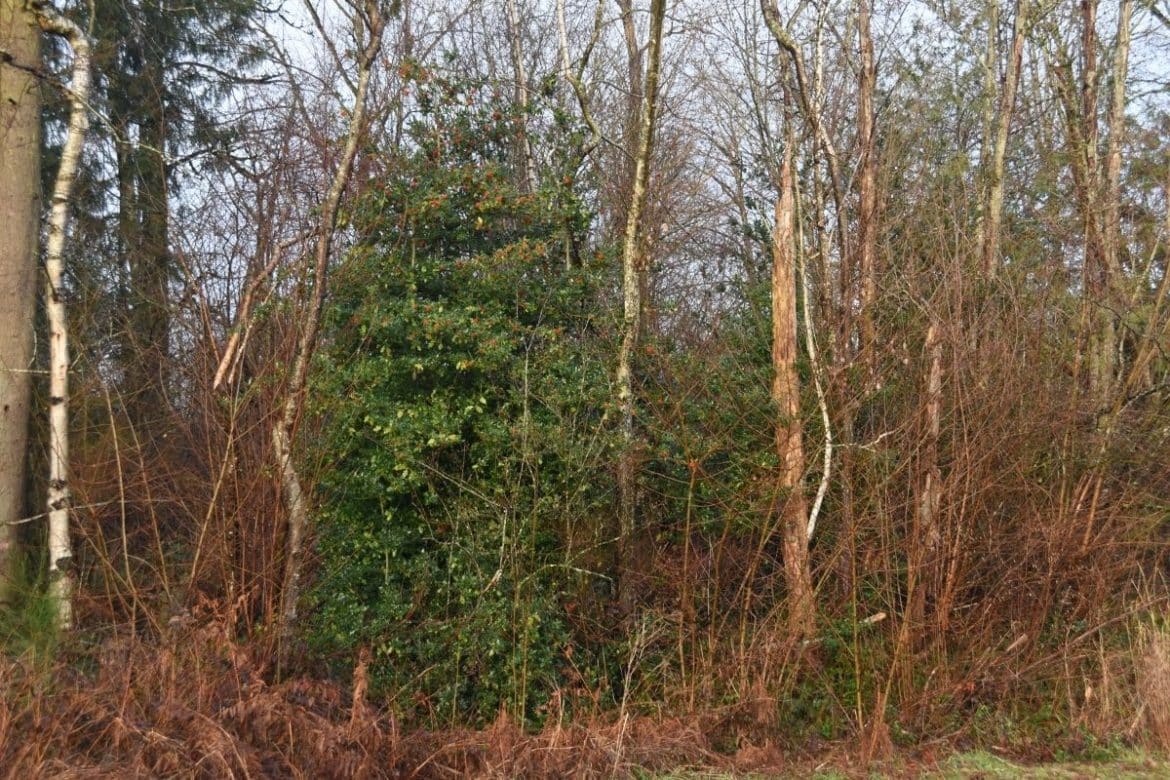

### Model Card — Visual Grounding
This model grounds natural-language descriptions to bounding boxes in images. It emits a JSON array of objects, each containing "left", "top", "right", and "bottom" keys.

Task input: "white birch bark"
[
  {"left": 1078, "top": 0, "right": 1109, "bottom": 403},
  {"left": 1102, "top": 0, "right": 1132, "bottom": 278},
  {"left": 33, "top": 0, "right": 92, "bottom": 629},
  {"left": 795, "top": 175, "right": 831, "bottom": 544},
  {"left": 556, "top": 0, "right": 603, "bottom": 161}
]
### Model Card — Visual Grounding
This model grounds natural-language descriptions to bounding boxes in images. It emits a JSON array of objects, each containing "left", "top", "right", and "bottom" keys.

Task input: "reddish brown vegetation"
[{"left": 0, "top": 617, "right": 737, "bottom": 778}]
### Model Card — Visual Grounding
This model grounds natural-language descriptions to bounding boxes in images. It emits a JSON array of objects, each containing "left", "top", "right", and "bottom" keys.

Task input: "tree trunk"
[
  {"left": 795, "top": 145, "right": 832, "bottom": 546},
  {"left": 1101, "top": 0, "right": 1132, "bottom": 391},
  {"left": 1078, "top": 0, "right": 1110, "bottom": 404},
  {"left": 978, "top": 0, "right": 999, "bottom": 228},
  {"left": 0, "top": 0, "right": 41, "bottom": 605},
  {"left": 275, "top": 3, "right": 384, "bottom": 642},
  {"left": 772, "top": 144, "right": 814, "bottom": 641},
  {"left": 760, "top": 0, "right": 851, "bottom": 358},
  {"left": 980, "top": 0, "right": 1029, "bottom": 278},
  {"left": 616, "top": 0, "right": 644, "bottom": 237},
  {"left": 910, "top": 323, "right": 943, "bottom": 635},
  {"left": 126, "top": 57, "right": 171, "bottom": 429},
  {"left": 615, "top": 0, "right": 667, "bottom": 615},
  {"left": 36, "top": 0, "right": 92, "bottom": 630},
  {"left": 504, "top": 0, "right": 537, "bottom": 194},
  {"left": 556, "top": 0, "right": 604, "bottom": 271}
]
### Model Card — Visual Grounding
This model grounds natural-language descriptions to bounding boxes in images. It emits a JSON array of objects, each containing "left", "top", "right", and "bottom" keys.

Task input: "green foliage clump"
[
  {"left": 0, "top": 554, "right": 61, "bottom": 671},
  {"left": 305, "top": 70, "right": 611, "bottom": 726}
]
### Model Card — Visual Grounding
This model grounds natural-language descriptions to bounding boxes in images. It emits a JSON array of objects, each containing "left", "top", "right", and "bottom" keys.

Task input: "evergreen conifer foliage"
[
  {"left": 306, "top": 70, "right": 610, "bottom": 726},
  {"left": 68, "top": 0, "right": 261, "bottom": 423}
]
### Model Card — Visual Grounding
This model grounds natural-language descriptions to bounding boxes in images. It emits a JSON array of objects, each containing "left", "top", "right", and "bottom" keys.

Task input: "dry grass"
[
  {"left": 0, "top": 616, "right": 742, "bottom": 779},
  {"left": 1136, "top": 622, "right": 1170, "bottom": 752}
]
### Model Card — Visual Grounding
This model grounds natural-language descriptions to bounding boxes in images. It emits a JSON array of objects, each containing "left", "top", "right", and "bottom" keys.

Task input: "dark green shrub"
[{"left": 304, "top": 71, "right": 612, "bottom": 726}]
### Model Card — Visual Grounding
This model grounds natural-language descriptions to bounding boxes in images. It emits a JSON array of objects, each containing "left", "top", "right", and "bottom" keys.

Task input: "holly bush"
[{"left": 304, "top": 69, "right": 613, "bottom": 726}]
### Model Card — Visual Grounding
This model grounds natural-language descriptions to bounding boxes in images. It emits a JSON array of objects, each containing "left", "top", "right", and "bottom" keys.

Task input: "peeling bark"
[
  {"left": 772, "top": 145, "right": 814, "bottom": 641},
  {"left": 760, "top": 0, "right": 850, "bottom": 354}
]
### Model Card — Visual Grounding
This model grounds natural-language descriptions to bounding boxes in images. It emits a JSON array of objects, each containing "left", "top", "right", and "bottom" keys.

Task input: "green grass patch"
[{"left": 934, "top": 750, "right": 1167, "bottom": 778}]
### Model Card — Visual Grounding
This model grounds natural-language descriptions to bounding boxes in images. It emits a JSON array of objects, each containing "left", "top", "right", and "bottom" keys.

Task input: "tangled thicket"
[{"left": 2, "top": 0, "right": 1170, "bottom": 776}]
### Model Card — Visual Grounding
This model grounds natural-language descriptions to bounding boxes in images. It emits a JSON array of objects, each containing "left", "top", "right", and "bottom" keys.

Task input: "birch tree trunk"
[
  {"left": 772, "top": 143, "right": 814, "bottom": 641},
  {"left": 34, "top": 0, "right": 92, "bottom": 630},
  {"left": 980, "top": 0, "right": 1029, "bottom": 278},
  {"left": 275, "top": 1, "right": 384, "bottom": 639},
  {"left": 0, "top": 0, "right": 40, "bottom": 605},
  {"left": 797, "top": 167, "right": 832, "bottom": 547},
  {"left": 615, "top": 0, "right": 666, "bottom": 615}
]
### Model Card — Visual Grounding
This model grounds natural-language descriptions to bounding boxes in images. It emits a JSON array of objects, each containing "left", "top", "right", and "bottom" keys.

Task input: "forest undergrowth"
[
  {"left": 2, "top": 278, "right": 1168, "bottom": 778},
  {"left": 3, "top": 0, "right": 1170, "bottom": 777}
]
